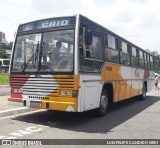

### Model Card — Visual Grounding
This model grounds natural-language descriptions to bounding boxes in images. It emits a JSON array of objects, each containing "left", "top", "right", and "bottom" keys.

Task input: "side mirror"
[{"left": 85, "top": 30, "right": 92, "bottom": 46}]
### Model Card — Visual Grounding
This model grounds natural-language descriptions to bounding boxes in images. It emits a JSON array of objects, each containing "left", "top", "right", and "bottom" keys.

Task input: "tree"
[
  {"left": 6, "top": 42, "right": 13, "bottom": 49},
  {"left": 0, "top": 48, "right": 7, "bottom": 59},
  {"left": 0, "top": 42, "right": 13, "bottom": 49},
  {"left": 154, "top": 56, "right": 160, "bottom": 74}
]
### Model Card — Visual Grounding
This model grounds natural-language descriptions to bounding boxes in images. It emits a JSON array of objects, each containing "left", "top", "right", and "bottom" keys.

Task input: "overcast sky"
[{"left": 1, "top": 0, "right": 160, "bottom": 53}]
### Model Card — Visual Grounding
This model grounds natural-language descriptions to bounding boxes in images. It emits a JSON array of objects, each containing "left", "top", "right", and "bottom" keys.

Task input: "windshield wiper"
[
  {"left": 39, "top": 42, "right": 55, "bottom": 72},
  {"left": 22, "top": 42, "right": 39, "bottom": 72}
]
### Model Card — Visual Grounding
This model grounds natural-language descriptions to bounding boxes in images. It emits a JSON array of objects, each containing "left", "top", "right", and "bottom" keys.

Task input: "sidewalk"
[{"left": 0, "top": 95, "right": 37, "bottom": 117}]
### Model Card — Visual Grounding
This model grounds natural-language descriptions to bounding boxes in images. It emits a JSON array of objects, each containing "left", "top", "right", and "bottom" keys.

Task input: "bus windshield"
[{"left": 11, "top": 29, "right": 74, "bottom": 73}]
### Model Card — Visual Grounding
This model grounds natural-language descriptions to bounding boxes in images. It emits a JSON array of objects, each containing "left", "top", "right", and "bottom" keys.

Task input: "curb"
[{"left": 0, "top": 107, "right": 38, "bottom": 118}]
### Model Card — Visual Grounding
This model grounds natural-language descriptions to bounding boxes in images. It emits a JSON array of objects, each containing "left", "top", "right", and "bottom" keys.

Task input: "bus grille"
[{"left": 10, "top": 75, "right": 75, "bottom": 98}]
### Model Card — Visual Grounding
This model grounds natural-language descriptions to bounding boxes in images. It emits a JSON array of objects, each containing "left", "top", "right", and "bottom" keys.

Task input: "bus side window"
[
  {"left": 120, "top": 41, "right": 130, "bottom": 65},
  {"left": 90, "top": 35, "right": 103, "bottom": 60},
  {"left": 108, "top": 34, "right": 115, "bottom": 49},
  {"left": 0, "top": 61, "right": 2, "bottom": 66},
  {"left": 104, "top": 34, "right": 119, "bottom": 64},
  {"left": 139, "top": 50, "right": 144, "bottom": 69},
  {"left": 147, "top": 54, "right": 149, "bottom": 69},
  {"left": 150, "top": 56, "right": 154, "bottom": 70},
  {"left": 105, "top": 47, "right": 111, "bottom": 62},
  {"left": 144, "top": 53, "right": 148, "bottom": 69},
  {"left": 131, "top": 47, "right": 138, "bottom": 67},
  {"left": 80, "top": 35, "right": 103, "bottom": 72}
]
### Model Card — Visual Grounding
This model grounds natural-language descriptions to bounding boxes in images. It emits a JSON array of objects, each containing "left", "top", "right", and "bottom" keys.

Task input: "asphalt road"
[{"left": 0, "top": 90, "right": 160, "bottom": 146}]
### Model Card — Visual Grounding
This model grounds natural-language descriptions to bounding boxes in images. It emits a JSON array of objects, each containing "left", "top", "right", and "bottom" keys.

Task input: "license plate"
[{"left": 30, "top": 101, "right": 42, "bottom": 107}]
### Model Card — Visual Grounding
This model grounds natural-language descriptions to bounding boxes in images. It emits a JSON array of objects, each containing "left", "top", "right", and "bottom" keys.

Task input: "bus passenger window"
[
  {"left": 131, "top": 47, "right": 138, "bottom": 67},
  {"left": 120, "top": 42, "right": 130, "bottom": 66},
  {"left": 120, "top": 53, "right": 130, "bottom": 65},
  {"left": 144, "top": 53, "right": 148, "bottom": 69},
  {"left": 107, "top": 34, "right": 115, "bottom": 49},
  {"left": 150, "top": 56, "right": 154, "bottom": 70},
  {"left": 105, "top": 48, "right": 119, "bottom": 63},
  {"left": 122, "top": 42, "right": 127, "bottom": 53},
  {"left": 139, "top": 50, "right": 144, "bottom": 68},
  {"left": 105, "top": 47, "right": 111, "bottom": 62}
]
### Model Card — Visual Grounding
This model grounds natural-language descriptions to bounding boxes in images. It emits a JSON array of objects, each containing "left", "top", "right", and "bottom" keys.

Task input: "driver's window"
[
  {"left": 80, "top": 35, "right": 103, "bottom": 72},
  {"left": 86, "top": 35, "right": 103, "bottom": 60}
]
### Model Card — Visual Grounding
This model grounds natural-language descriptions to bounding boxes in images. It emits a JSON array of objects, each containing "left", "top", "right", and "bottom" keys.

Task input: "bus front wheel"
[{"left": 95, "top": 90, "right": 109, "bottom": 117}]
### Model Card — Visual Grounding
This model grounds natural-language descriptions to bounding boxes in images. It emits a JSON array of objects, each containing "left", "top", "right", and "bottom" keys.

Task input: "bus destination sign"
[{"left": 18, "top": 17, "right": 75, "bottom": 32}]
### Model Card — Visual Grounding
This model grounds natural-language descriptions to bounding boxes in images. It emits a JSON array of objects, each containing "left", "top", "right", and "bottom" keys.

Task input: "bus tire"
[
  {"left": 95, "top": 89, "right": 109, "bottom": 117},
  {"left": 140, "top": 84, "right": 147, "bottom": 101}
]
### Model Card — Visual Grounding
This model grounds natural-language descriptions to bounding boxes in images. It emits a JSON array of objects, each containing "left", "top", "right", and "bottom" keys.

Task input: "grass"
[{"left": 0, "top": 74, "right": 9, "bottom": 85}]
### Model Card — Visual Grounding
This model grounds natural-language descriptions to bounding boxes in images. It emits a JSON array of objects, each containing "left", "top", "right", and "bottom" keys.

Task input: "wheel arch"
[{"left": 102, "top": 82, "right": 114, "bottom": 104}]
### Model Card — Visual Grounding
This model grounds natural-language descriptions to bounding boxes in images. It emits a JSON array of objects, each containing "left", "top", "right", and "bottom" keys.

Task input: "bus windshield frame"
[{"left": 11, "top": 29, "right": 75, "bottom": 74}]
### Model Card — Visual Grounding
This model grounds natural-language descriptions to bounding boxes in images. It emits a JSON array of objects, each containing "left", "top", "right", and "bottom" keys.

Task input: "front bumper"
[{"left": 23, "top": 99, "right": 77, "bottom": 112}]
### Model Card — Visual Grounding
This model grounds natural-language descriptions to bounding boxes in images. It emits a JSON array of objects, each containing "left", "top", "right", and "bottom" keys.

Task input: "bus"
[
  {"left": 9, "top": 14, "right": 155, "bottom": 116},
  {"left": 0, "top": 58, "right": 10, "bottom": 73}
]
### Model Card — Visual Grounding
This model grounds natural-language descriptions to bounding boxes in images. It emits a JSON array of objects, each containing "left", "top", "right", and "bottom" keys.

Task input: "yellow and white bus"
[{"left": 9, "top": 14, "right": 155, "bottom": 116}]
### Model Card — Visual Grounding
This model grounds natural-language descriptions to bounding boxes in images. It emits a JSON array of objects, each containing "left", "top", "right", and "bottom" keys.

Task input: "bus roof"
[{"left": 17, "top": 14, "right": 154, "bottom": 56}]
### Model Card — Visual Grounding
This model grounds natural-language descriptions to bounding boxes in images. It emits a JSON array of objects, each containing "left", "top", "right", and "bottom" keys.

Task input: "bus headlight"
[
  {"left": 66, "top": 91, "right": 71, "bottom": 96},
  {"left": 13, "top": 89, "right": 18, "bottom": 93},
  {"left": 18, "top": 89, "right": 22, "bottom": 93},
  {"left": 60, "top": 91, "right": 66, "bottom": 96},
  {"left": 60, "top": 91, "right": 72, "bottom": 96},
  {"left": 12, "top": 88, "right": 22, "bottom": 93}
]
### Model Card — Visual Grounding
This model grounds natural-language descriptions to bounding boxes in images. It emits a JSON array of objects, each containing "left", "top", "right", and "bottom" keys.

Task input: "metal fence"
[{"left": 0, "top": 67, "right": 9, "bottom": 74}]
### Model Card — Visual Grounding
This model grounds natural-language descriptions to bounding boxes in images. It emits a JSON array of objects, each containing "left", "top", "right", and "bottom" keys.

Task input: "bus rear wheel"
[
  {"left": 140, "top": 84, "right": 147, "bottom": 101},
  {"left": 95, "top": 90, "right": 109, "bottom": 117}
]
